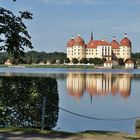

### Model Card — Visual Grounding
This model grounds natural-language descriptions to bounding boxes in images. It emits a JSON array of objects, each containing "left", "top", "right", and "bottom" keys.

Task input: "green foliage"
[
  {"left": 0, "top": 52, "right": 7, "bottom": 64},
  {"left": 131, "top": 52, "right": 140, "bottom": 59},
  {"left": 72, "top": 58, "right": 79, "bottom": 64},
  {"left": 118, "top": 58, "right": 124, "bottom": 65},
  {"left": 93, "top": 57, "right": 102, "bottom": 65},
  {"left": 65, "top": 58, "right": 70, "bottom": 64},
  {"left": 26, "top": 56, "right": 32, "bottom": 64},
  {"left": 0, "top": 51, "right": 67, "bottom": 64},
  {"left": 0, "top": 76, "right": 59, "bottom": 130},
  {"left": 33, "top": 57, "right": 41, "bottom": 64},
  {"left": 80, "top": 58, "right": 88, "bottom": 64},
  {"left": 0, "top": 7, "right": 33, "bottom": 59},
  {"left": 88, "top": 58, "right": 94, "bottom": 64},
  {"left": 59, "top": 58, "right": 64, "bottom": 64},
  {"left": 102, "top": 58, "right": 106, "bottom": 63},
  {"left": 50, "top": 58, "right": 56, "bottom": 64},
  {"left": 25, "top": 51, "right": 66, "bottom": 64}
]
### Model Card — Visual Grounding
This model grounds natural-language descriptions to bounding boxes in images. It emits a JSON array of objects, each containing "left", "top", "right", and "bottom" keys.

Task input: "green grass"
[
  {"left": 0, "top": 65, "right": 8, "bottom": 67},
  {"left": 25, "top": 64, "right": 95, "bottom": 69},
  {"left": 112, "top": 65, "right": 124, "bottom": 69}
]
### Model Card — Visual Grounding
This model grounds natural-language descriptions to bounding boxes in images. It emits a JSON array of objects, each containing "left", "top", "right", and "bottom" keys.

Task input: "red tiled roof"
[
  {"left": 120, "top": 37, "right": 131, "bottom": 47},
  {"left": 110, "top": 40, "right": 120, "bottom": 49},
  {"left": 67, "top": 35, "right": 85, "bottom": 47},
  {"left": 104, "top": 60, "right": 112, "bottom": 64},
  {"left": 74, "top": 35, "right": 85, "bottom": 46},
  {"left": 125, "top": 60, "right": 133, "bottom": 64},
  {"left": 86, "top": 40, "right": 111, "bottom": 48},
  {"left": 67, "top": 38, "right": 75, "bottom": 47}
]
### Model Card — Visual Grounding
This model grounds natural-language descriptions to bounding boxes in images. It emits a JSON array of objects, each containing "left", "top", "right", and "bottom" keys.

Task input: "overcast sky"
[{"left": 1, "top": 0, "right": 140, "bottom": 53}]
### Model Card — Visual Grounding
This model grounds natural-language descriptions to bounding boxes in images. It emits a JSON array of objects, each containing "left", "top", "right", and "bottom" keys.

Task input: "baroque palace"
[{"left": 67, "top": 33, "right": 132, "bottom": 61}]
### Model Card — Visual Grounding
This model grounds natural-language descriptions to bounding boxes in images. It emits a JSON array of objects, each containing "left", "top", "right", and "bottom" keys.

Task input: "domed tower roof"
[
  {"left": 120, "top": 33, "right": 131, "bottom": 47},
  {"left": 67, "top": 36, "right": 74, "bottom": 47},
  {"left": 110, "top": 36, "right": 120, "bottom": 49},
  {"left": 74, "top": 35, "right": 85, "bottom": 46}
]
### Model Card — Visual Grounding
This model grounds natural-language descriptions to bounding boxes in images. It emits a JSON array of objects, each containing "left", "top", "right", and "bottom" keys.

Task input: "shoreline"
[{"left": 0, "top": 64, "right": 132, "bottom": 69}]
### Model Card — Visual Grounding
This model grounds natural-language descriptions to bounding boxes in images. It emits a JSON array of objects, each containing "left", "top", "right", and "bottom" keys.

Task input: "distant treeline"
[
  {"left": 0, "top": 51, "right": 66, "bottom": 64},
  {"left": 131, "top": 52, "right": 140, "bottom": 59},
  {"left": 0, "top": 51, "right": 140, "bottom": 65}
]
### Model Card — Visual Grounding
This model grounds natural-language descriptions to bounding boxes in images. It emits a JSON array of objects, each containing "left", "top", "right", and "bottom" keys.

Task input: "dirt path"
[{"left": 0, "top": 131, "right": 139, "bottom": 140}]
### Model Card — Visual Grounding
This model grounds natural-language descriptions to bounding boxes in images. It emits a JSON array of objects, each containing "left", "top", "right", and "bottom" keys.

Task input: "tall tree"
[{"left": 0, "top": 7, "right": 33, "bottom": 61}]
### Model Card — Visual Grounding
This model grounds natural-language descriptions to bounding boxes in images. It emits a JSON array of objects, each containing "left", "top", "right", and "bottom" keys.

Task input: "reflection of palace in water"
[{"left": 67, "top": 73, "right": 132, "bottom": 99}]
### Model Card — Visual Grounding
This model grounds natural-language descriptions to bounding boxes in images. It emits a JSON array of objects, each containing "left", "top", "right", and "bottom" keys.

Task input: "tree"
[
  {"left": 50, "top": 58, "right": 56, "bottom": 64},
  {"left": 26, "top": 56, "right": 32, "bottom": 64},
  {"left": 102, "top": 58, "right": 106, "bottom": 63},
  {"left": 33, "top": 58, "right": 40, "bottom": 64},
  {"left": 80, "top": 58, "right": 88, "bottom": 64},
  {"left": 72, "top": 58, "right": 79, "bottom": 64},
  {"left": 59, "top": 58, "right": 64, "bottom": 64},
  {"left": 0, "top": 7, "right": 33, "bottom": 61},
  {"left": 93, "top": 57, "right": 102, "bottom": 65},
  {"left": 88, "top": 58, "right": 94, "bottom": 64},
  {"left": 65, "top": 58, "right": 70, "bottom": 64},
  {"left": 118, "top": 58, "right": 124, "bottom": 65}
]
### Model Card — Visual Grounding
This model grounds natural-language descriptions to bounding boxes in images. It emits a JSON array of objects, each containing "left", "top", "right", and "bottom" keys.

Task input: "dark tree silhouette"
[
  {"left": 118, "top": 58, "right": 124, "bottom": 65},
  {"left": 80, "top": 58, "right": 88, "bottom": 64},
  {"left": 88, "top": 58, "right": 94, "bottom": 64},
  {"left": 0, "top": 7, "right": 33, "bottom": 61},
  {"left": 72, "top": 58, "right": 79, "bottom": 64},
  {"left": 65, "top": 58, "right": 70, "bottom": 64}
]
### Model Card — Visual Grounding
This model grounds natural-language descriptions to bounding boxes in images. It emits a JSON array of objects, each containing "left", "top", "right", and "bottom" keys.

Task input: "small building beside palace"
[
  {"left": 125, "top": 59, "right": 134, "bottom": 69},
  {"left": 4, "top": 59, "right": 12, "bottom": 65},
  {"left": 66, "top": 33, "right": 132, "bottom": 62},
  {"left": 103, "top": 60, "right": 113, "bottom": 68}
]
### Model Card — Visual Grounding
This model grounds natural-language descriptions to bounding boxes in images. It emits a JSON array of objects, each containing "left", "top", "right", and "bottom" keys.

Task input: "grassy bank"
[
  {"left": 24, "top": 64, "right": 96, "bottom": 69},
  {"left": 0, "top": 64, "right": 134, "bottom": 69}
]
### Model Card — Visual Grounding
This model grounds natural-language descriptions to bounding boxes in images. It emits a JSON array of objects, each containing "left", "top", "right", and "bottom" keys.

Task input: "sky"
[{"left": 1, "top": 0, "right": 140, "bottom": 53}]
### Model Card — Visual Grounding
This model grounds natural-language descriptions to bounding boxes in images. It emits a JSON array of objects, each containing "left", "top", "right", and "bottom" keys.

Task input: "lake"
[{"left": 0, "top": 67, "right": 140, "bottom": 134}]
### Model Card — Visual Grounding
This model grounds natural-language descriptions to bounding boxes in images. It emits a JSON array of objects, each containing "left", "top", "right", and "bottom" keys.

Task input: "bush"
[
  {"left": 72, "top": 58, "right": 79, "bottom": 64},
  {"left": 59, "top": 58, "right": 64, "bottom": 64},
  {"left": 118, "top": 58, "right": 124, "bottom": 65},
  {"left": 80, "top": 58, "right": 88, "bottom": 64},
  {"left": 65, "top": 58, "right": 70, "bottom": 64},
  {"left": 50, "top": 58, "right": 56, "bottom": 64},
  {"left": 88, "top": 58, "right": 94, "bottom": 64}
]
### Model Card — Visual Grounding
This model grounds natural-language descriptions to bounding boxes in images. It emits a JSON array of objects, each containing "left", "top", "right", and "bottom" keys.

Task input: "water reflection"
[
  {"left": 67, "top": 73, "right": 132, "bottom": 99},
  {"left": 0, "top": 76, "right": 59, "bottom": 130}
]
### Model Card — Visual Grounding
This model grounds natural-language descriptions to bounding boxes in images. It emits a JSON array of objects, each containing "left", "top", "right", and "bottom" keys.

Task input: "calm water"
[{"left": 0, "top": 67, "right": 140, "bottom": 134}]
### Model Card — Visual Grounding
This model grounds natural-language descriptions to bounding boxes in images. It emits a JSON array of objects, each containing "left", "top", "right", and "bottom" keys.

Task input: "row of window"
[
  {"left": 68, "top": 53, "right": 84, "bottom": 55},
  {"left": 68, "top": 52, "right": 130, "bottom": 56},
  {"left": 86, "top": 53, "right": 97, "bottom": 55}
]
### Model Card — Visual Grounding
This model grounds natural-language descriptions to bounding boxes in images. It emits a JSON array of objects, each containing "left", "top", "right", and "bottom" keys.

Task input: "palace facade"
[{"left": 67, "top": 33, "right": 132, "bottom": 61}]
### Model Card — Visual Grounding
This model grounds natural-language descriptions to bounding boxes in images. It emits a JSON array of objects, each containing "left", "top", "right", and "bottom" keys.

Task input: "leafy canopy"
[{"left": 0, "top": 6, "right": 33, "bottom": 59}]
